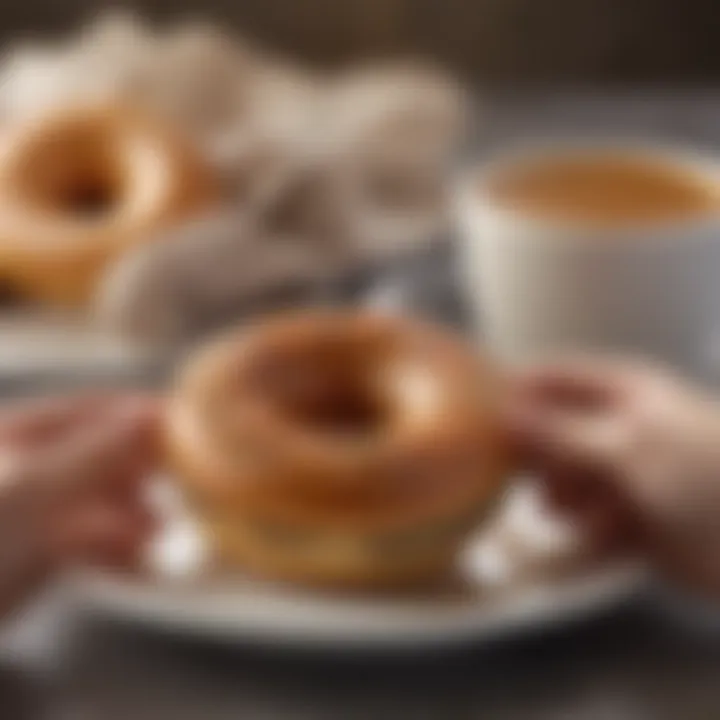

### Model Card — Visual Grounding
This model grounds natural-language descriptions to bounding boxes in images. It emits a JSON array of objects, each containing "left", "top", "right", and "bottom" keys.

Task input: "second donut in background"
[{"left": 0, "top": 105, "right": 219, "bottom": 307}]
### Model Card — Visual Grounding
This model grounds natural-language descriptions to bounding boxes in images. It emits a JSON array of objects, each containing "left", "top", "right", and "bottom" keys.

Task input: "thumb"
[
  {"left": 36, "top": 399, "right": 159, "bottom": 498},
  {"left": 509, "top": 405, "right": 632, "bottom": 469}
]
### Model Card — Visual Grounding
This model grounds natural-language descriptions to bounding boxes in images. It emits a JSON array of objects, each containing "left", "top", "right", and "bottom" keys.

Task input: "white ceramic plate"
[{"left": 75, "top": 479, "right": 647, "bottom": 650}]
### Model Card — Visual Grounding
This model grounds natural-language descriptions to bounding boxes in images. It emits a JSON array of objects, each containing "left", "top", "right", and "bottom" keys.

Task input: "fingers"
[
  {"left": 0, "top": 394, "right": 161, "bottom": 581},
  {"left": 568, "top": 496, "right": 641, "bottom": 556},
  {"left": 51, "top": 500, "right": 156, "bottom": 570},
  {"left": 0, "top": 393, "right": 157, "bottom": 447},
  {"left": 20, "top": 398, "right": 161, "bottom": 573},
  {"left": 0, "top": 395, "right": 107, "bottom": 445},
  {"left": 32, "top": 397, "right": 160, "bottom": 503},
  {"left": 506, "top": 356, "right": 656, "bottom": 556},
  {"left": 509, "top": 403, "right": 632, "bottom": 468},
  {"left": 506, "top": 356, "right": 648, "bottom": 467},
  {"left": 514, "top": 356, "right": 643, "bottom": 408}
]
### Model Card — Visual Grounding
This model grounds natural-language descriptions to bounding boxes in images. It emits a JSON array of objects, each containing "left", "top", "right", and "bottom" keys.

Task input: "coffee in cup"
[
  {"left": 457, "top": 144, "right": 720, "bottom": 382},
  {"left": 486, "top": 151, "right": 719, "bottom": 227}
]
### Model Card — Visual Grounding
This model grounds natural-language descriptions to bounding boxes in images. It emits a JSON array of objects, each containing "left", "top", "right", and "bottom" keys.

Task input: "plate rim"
[{"left": 73, "top": 561, "right": 648, "bottom": 650}]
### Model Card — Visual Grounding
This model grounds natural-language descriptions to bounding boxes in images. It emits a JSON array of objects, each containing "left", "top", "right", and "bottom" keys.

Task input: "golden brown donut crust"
[
  {"left": 0, "top": 105, "right": 219, "bottom": 307},
  {"left": 166, "top": 311, "right": 511, "bottom": 586}
]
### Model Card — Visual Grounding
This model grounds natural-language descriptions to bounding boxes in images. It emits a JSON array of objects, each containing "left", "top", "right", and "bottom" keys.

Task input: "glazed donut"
[
  {"left": 0, "top": 105, "right": 218, "bottom": 306},
  {"left": 166, "top": 311, "right": 510, "bottom": 587}
]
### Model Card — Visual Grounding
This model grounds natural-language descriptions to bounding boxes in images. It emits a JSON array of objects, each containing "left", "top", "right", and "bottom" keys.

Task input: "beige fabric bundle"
[{"left": 0, "top": 12, "right": 470, "bottom": 343}]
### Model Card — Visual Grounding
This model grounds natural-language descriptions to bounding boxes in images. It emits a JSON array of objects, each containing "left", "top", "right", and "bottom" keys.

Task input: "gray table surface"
[{"left": 4, "top": 90, "right": 720, "bottom": 719}]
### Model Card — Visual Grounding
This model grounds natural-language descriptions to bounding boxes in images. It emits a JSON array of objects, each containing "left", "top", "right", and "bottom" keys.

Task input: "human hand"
[
  {"left": 507, "top": 358, "right": 720, "bottom": 596},
  {"left": 0, "top": 394, "right": 158, "bottom": 618}
]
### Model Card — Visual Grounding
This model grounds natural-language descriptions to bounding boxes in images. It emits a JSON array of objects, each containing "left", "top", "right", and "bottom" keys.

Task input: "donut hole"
[
  {"left": 13, "top": 120, "right": 127, "bottom": 219},
  {"left": 273, "top": 367, "right": 390, "bottom": 437},
  {"left": 247, "top": 342, "right": 393, "bottom": 438},
  {"left": 32, "top": 159, "right": 124, "bottom": 219},
  {"left": 283, "top": 378, "right": 388, "bottom": 436},
  {"left": 0, "top": 277, "right": 27, "bottom": 307},
  {"left": 54, "top": 174, "right": 120, "bottom": 217}
]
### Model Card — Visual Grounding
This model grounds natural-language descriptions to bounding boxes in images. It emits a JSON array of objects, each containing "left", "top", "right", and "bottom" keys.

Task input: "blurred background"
[
  {"left": 0, "top": 2, "right": 719, "bottom": 720},
  {"left": 2, "top": 0, "right": 719, "bottom": 83}
]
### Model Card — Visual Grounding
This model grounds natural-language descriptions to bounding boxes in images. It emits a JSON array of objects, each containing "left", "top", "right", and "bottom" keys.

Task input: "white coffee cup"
[{"left": 456, "top": 143, "right": 720, "bottom": 383}]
